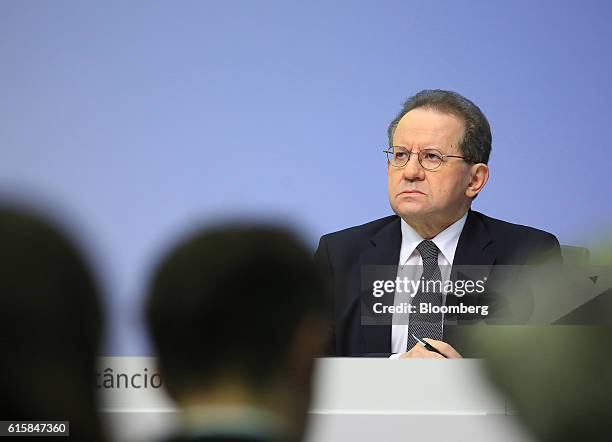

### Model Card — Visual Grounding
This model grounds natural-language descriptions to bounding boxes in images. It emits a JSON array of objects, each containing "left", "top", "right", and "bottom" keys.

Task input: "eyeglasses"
[{"left": 383, "top": 146, "right": 469, "bottom": 171}]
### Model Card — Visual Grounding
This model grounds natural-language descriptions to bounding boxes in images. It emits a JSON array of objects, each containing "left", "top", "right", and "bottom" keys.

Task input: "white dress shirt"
[{"left": 389, "top": 212, "right": 468, "bottom": 358}]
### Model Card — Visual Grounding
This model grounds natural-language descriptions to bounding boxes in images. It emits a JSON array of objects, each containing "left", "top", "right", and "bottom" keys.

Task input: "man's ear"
[{"left": 466, "top": 163, "right": 489, "bottom": 198}]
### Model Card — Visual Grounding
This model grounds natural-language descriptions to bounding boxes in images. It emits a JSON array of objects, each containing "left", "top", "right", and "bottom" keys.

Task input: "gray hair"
[{"left": 387, "top": 89, "right": 492, "bottom": 164}]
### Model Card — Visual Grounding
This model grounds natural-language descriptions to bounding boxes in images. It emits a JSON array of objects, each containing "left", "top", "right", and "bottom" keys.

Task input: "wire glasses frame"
[{"left": 383, "top": 146, "right": 469, "bottom": 171}]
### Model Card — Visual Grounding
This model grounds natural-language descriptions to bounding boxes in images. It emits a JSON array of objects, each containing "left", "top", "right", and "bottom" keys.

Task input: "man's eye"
[
  {"left": 424, "top": 152, "right": 441, "bottom": 161},
  {"left": 395, "top": 152, "right": 408, "bottom": 159}
]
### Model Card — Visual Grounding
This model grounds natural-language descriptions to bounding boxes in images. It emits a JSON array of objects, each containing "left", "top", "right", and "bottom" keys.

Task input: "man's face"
[{"left": 388, "top": 108, "right": 472, "bottom": 226}]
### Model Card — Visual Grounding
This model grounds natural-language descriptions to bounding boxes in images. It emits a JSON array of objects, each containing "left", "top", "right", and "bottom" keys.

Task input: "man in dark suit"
[
  {"left": 146, "top": 225, "right": 330, "bottom": 442},
  {"left": 315, "top": 90, "right": 562, "bottom": 358}
]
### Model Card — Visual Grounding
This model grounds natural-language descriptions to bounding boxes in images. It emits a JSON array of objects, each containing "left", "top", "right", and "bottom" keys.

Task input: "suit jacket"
[{"left": 314, "top": 210, "right": 562, "bottom": 357}]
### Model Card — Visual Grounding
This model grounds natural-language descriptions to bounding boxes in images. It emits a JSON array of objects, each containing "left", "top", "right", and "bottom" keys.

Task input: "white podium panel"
[
  {"left": 310, "top": 358, "right": 506, "bottom": 414},
  {"left": 99, "top": 357, "right": 532, "bottom": 442}
]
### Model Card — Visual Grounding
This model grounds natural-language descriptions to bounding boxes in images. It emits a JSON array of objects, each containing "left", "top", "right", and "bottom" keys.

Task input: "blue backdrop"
[{"left": 1, "top": 0, "right": 611, "bottom": 354}]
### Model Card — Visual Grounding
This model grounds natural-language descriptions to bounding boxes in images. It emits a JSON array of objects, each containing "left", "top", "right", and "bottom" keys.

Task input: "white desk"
[{"left": 100, "top": 357, "right": 533, "bottom": 442}]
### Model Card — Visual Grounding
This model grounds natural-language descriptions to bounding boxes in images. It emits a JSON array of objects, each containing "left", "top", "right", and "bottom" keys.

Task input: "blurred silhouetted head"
[
  {"left": 146, "top": 223, "right": 330, "bottom": 429},
  {"left": 0, "top": 207, "right": 104, "bottom": 441},
  {"left": 476, "top": 325, "right": 612, "bottom": 442},
  {"left": 474, "top": 239, "right": 612, "bottom": 442}
]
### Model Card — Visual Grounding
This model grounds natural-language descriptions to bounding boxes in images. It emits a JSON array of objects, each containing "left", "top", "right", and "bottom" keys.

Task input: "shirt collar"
[{"left": 399, "top": 212, "right": 468, "bottom": 265}]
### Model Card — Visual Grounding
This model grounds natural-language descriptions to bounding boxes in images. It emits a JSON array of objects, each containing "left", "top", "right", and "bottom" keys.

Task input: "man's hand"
[{"left": 399, "top": 338, "right": 462, "bottom": 359}]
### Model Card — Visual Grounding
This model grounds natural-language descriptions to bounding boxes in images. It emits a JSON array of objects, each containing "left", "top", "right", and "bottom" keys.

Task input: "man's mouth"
[{"left": 398, "top": 190, "right": 425, "bottom": 196}]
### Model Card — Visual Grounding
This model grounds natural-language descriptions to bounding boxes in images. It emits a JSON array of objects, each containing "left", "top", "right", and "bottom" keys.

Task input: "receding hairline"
[{"left": 389, "top": 104, "right": 468, "bottom": 146}]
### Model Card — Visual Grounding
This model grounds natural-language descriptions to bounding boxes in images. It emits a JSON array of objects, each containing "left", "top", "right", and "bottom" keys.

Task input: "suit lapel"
[
  {"left": 452, "top": 209, "right": 495, "bottom": 269},
  {"left": 448, "top": 210, "right": 496, "bottom": 324},
  {"left": 358, "top": 217, "right": 401, "bottom": 353}
]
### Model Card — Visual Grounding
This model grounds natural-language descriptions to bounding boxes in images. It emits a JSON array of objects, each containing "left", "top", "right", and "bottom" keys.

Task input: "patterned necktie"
[{"left": 407, "top": 240, "right": 444, "bottom": 350}]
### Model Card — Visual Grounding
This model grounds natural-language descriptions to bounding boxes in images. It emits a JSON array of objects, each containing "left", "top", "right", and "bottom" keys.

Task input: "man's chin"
[{"left": 391, "top": 201, "right": 429, "bottom": 220}]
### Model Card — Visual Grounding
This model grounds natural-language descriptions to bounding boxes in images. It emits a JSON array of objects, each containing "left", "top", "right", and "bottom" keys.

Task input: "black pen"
[{"left": 412, "top": 334, "right": 448, "bottom": 358}]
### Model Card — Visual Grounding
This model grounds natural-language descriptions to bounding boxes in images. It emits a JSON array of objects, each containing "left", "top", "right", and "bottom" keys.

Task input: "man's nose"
[{"left": 402, "top": 153, "right": 426, "bottom": 181}]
